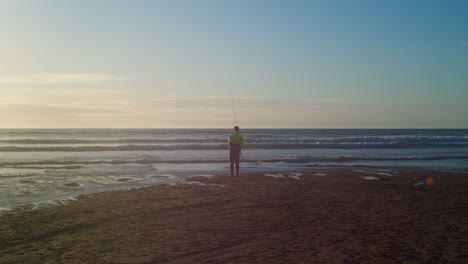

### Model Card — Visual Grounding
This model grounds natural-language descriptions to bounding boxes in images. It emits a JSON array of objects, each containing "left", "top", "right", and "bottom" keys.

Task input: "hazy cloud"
[
  {"left": 0, "top": 89, "right": 25, "bottom": 103},
  {"left": 48, "top": 88, "right": 128, "bottom": 96},
  {"left": 131, "top": 97, "right": 468, "bottom": 128},
  {"left": 2, "top": 96, "right": 467, "bottom": 128},
  {"left": 0, "top": 73, "right": 131, "bottom": 84},
  {"left": 0, "top": 102, "right": 125, "bottom": 128}
]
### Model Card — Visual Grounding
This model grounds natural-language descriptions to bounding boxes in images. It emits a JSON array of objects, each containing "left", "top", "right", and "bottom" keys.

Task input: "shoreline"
[
  {"left": 1, "top": 169, "right": 467, "bottom": 263},
  {"left": 3, "top": 166, "right": 468, "bottom": 216}
]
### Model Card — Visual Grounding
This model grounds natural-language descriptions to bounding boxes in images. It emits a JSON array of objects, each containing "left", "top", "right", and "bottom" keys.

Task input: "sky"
[{"left": 0, "top": 0, "right": 467, "bottom": 128}]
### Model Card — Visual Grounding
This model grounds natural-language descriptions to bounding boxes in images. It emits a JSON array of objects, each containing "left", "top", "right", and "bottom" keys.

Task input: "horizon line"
[{"left": 0, "top": 127, "right": 466, "bottom": 130}]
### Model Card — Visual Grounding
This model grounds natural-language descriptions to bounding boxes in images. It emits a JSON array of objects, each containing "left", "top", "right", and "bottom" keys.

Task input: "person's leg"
[
  {"left": 234, "top": 150, "right": 240, "bottom": 176},
  {"left": 230, "top": 160, "right": 234, "bottom": 176},
  {"left": 229, "top": 150, "right": 234, "bottom": 176}
]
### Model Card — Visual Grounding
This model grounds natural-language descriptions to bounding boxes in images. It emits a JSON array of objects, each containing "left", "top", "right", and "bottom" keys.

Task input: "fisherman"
[{"left": 228, "top": 126, "right": 244, "bottom": 177}]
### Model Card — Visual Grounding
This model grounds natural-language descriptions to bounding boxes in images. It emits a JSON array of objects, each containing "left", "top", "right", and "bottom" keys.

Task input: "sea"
[{"left": 1, "top": 128, "right": 467, "bottom": 213}]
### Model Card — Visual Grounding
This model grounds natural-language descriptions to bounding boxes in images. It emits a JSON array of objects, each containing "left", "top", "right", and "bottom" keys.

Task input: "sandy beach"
[{"left": 0, "top": 170, "right": 467, "bottom": 264}]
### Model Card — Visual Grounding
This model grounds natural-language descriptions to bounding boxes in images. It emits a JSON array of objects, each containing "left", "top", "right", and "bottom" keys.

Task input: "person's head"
[{"left": 234, "top": 126, "right": 239, "bottom": 131}]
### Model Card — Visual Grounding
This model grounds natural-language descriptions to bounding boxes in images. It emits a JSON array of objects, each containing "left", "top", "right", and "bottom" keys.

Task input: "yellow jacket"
[{"left": 228, "top": 131, "right": 244, "bottom": 146}]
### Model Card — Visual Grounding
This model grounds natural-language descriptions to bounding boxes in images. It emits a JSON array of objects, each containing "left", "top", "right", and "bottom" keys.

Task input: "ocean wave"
[
  {"left": 8, "top": 165, "right": 84, "bottom": 170},
  {"left": 43, "top": 164, "right": 157, "bottom": 176},
  {"left": 0, "top": 141, "right": 467, "bottom": 152},
  {"left": 0, "top": 173, "right": 40, "bottom": 177},
  {"left": 314, "top": 155, "right": 468, "bottom": 162},
  {"left": 1, "top": 134, "right": 467, "bottom": 150},
  {"left": 1, "top": 135, "right": 467, "bottom": 145},
  {"left": 253, "top": 155, "right": 468, "bottom": 163},
  {"left": 0, "top": 144, "right": 226, "bottom": 152},
  {"left": 0, "top": 155, "right": 467, "bottom": 168},
  {"left": 249, "top": 135, "right": 468, "bottom": 144},
  {"left": 0, "top": 138, "right": 222, "bottom": 144}
]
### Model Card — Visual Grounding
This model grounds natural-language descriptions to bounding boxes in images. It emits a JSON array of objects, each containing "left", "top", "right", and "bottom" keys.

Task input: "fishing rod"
[
  {"left": 231, "top": 97, "right": 242, "bottom": 158},
  {"left": 232, "top": 98, "right": 238, "bottom": 126}
]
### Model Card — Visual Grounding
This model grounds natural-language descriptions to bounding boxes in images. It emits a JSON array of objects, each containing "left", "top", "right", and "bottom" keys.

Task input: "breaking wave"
[
  {"left": 1, "top": 155, "right": 467, "bottom": 169},
  {"left": 0, "top": 141, "right": 467, "bottom": 152}
]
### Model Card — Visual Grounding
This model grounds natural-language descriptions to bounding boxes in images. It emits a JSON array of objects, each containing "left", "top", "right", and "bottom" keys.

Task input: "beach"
[
  {"left": 3, "top": 0, "right": 468, "bottom": 262},
  {"left": 1, "top": 170, "right": 467, "bottom": 264}
]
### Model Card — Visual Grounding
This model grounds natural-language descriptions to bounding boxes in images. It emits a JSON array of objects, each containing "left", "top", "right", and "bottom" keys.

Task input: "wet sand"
[{"left": 0, "top": 170, "right": 467, "bottom": 264}]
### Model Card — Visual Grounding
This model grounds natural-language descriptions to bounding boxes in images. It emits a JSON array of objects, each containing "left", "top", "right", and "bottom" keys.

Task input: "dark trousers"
[{"left": 229, "top": 149, "right": 240, "bottom": 176}]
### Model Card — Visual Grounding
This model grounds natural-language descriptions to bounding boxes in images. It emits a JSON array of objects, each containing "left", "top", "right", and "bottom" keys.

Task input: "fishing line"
[{"left": 232, "top": 98, "right": 238, "bottom": 126}]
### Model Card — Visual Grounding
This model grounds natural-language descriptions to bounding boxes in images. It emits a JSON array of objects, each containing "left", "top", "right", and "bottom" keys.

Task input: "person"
[{"left": 228, "top": 126, "right": 244, "bottom": 177}]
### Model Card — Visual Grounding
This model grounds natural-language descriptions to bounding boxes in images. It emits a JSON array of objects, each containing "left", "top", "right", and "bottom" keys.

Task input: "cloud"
[
  {"left": 132, "top": 97, "right": 375, "bottom": 127},
  {"left": 48, "top": 88, "right": 128, "bottom": 96},
  {"left": 146, "top": 96, "right": 312, "bottom": 108},
  {"left": 0, "top": 73, "right": 131, "bottom": 84},
  {"left": 0, "top": 89, "right": 25, "bottom": 103},
  {"left": 1, "top": 96, "right": 467, "bottom": 128},
  {"left": 0, "top": 102, "right": 126, "bottom": 128}
]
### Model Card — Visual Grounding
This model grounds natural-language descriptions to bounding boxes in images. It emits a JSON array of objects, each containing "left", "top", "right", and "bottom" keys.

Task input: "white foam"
[
  {"left": 184, "top": 181, "right": 225, "bottom": 187},
  {"left": 264, "top": 173, "right": 302, "bottom": 180},
  {"left": 36, "top": 196, "right": 78, "bottom": 208},
  {"left": 361, "top": 176, "right": 379, "bottom": 180},
  {"left": 374, "top": 172, "right": 393, "bottom": 176},
  {"left": 313, "top": 173, "right": 327, "bottom": 176},
  {"left": 440, "top": 170, "right": 468, "bottom": 174},
  {"left": 355, "top": 170, "right": 392, "bottom": 176},
  {"left": 10, "top": 204, "right": 35, "bottom": 212},
  {"left": 0, "top": 207, "right": 11, "bottom": 212},
  {"left": 0, "top": 173, "right": 39, "bottom": 178},
  {"left": 190, "top": 174, "right": 215, "bottom": 178},
  {"left": 60, "top": 196, "right": 78, "bottom": 203},
  {"left": 151, "top": 174, "right": 175, "bottom": 179},
  {"left": 288, "top": 173, "right": 303, "bottom": 179},
  {"left": 354, "top": 170, "right": 370, "bottom": 173},
  {"left": 14, "top": 185, "right": 39, "bottom": 195},
  {"left": 265, "top": 173, "right": 285, "bottom": 178}
]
